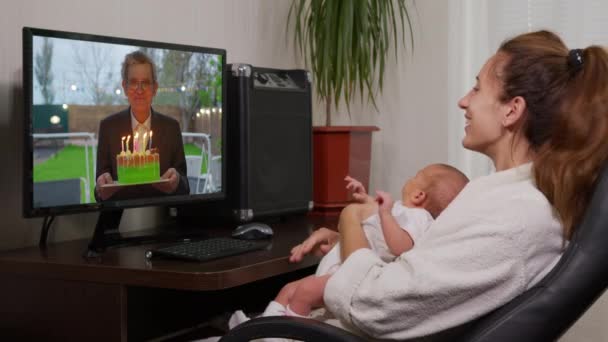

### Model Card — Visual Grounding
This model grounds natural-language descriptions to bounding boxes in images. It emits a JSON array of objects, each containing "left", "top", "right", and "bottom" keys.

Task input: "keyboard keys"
[{"left": 146, "top": 238, "right": 267, "bottom": 262}]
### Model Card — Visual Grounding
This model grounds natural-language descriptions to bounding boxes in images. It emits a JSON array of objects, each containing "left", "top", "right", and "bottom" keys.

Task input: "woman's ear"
[
  {"left": 410, "top": 190, "right": 427, "bottom": 206},
  {"left": 503, "top": 95, "right": 527, "bottom": 127}
]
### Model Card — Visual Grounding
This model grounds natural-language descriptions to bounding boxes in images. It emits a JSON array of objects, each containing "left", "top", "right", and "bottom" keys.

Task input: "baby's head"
[{"left": 401, "top": 163, "right": 469, "bottom": 218}]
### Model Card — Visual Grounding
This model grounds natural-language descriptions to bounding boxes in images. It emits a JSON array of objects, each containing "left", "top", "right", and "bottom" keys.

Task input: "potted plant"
[{"left": 288, "top": 0, "right": 414, "bottom": 214}]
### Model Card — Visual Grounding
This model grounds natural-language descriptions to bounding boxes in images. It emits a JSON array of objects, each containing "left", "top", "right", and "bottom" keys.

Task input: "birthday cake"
[
  {"left": 116, "top": 150, "right": 160, "bottom": 185},
  {"left": 116, "top": 132, "right": 160, "bottom": 185}
]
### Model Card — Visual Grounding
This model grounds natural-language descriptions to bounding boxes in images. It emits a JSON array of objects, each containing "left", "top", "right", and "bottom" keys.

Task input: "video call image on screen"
[{"left": 30, "top": 34, "right": 223, "bottom": 209}]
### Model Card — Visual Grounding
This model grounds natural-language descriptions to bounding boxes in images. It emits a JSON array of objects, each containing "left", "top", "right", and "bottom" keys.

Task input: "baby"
[{"left": 231, "top": 163, "right": 469, "bottom": 324}]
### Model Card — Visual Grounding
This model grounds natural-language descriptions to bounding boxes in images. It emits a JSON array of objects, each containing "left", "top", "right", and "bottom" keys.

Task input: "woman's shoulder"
[
  {"left": 453, "top": 171, "right": 544, "bottom": 208},
  {"left": 463, "top": 164, "right": 534, "bottom": 192},
  {"left": 455, "top": 164, "right": 548, "bottom": 209},
  {"left": 433, "top": 170, "right": 554, "bottom": 236}
]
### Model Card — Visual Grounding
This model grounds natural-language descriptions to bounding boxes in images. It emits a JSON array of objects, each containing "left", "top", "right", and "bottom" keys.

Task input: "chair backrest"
[
  {"left": 458, "top": 164, "right": 608, "bottom": 341},
  {"left": 33, "top": 178, "right": 82, "bottom": 207},
  {"left": 210, "top": 155, "right": 222, "bottom": 191},
  {"left": 185, "top": 155, "right": 203, "bottom": 178}
]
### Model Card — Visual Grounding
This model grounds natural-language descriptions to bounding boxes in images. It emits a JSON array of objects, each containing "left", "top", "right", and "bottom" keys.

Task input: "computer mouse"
[{"left": 231, "top": 222, "right": 274, "bottom": 240}]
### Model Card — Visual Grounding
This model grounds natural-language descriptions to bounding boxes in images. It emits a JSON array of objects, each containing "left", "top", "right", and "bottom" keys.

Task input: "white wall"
[{"left": 562, "top": 291, "right": 608, "bottom": 341}]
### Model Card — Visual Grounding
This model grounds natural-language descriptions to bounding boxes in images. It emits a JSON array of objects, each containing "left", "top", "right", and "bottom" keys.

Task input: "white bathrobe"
[{"left": 323, "top": 163, "right": 563, "bottom": 340}]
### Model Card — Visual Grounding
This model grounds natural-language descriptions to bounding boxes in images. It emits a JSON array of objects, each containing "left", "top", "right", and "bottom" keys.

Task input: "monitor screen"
[{"left": 23, "top": 27, "right": 226, "bottom": 217}]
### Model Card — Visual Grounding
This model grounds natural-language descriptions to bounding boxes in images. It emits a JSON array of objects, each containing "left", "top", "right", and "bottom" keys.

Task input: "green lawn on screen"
[
  {"left": 33, "top": 144, "right": 207, "bottom": 203},
  {"left": 184, "top": 143, "right": 208, "bottom": 174},
  {"left": 33, "top": 145, "right": 96, "bottom": 203}
]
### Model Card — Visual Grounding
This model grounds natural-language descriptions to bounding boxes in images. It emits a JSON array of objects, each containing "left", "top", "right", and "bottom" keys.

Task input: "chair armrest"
[{"left": 218, "top": 316, "right": 366, "bottom": 342}]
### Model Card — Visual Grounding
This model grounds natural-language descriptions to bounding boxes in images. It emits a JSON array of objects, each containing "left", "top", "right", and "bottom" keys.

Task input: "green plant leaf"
[{"left": 289, "top": 0, "right": 413, "bottom": 125}]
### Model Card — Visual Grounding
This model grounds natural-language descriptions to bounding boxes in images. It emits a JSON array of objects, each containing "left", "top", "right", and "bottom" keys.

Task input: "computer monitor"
[{"left": 22, "top": 27, "right": 227, "bottom": 247}]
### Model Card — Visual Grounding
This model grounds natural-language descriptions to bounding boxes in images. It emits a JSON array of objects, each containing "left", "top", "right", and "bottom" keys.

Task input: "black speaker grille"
[
  {"left": 249, "top": 89, "right": 312, "bottom": 213},
  {"left": 225, "top": 65, "right": 313, "bottom": 220}
]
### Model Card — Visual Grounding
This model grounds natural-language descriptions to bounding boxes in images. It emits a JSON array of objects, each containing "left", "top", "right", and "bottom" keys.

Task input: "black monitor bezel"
[{"left": 22, "top": 27, "right": 228, "bottom": 218}]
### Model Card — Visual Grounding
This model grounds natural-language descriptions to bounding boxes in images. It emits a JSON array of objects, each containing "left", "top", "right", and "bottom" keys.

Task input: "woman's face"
[{"left": 458, "top": 54, "right": 511, "bottom": 157}]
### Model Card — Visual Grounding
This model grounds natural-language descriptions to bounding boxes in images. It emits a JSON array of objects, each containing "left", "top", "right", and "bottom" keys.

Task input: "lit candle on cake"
[
  {"left": 149, "top": 130, "right": 153, "bottom": 150},
  {"left": 134, "top": 132, "right": 139, "bottom": 153},
  {"left": 121, "top": 136, "right": 125, "bottom": 154},
  {"left": 125, "top": 135, "right": 131, "bottom": 154},
  {"left": 143, "top": 132, "right": 148, "bottom": 153}
]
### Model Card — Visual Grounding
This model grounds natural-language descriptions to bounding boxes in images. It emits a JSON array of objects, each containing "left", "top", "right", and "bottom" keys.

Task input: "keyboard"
[{"left": 145, "top": 238, "right": 267, "bottom": 262}]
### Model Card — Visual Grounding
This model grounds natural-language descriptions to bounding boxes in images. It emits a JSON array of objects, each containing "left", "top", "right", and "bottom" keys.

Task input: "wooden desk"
[{"left": 0, "top": 215, "right": 336, "bottom": 341}]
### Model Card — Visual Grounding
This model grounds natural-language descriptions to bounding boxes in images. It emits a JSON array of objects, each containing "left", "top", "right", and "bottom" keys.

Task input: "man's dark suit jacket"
[{"left": 95, "top": 107, "right": 189, "bottom": 202}]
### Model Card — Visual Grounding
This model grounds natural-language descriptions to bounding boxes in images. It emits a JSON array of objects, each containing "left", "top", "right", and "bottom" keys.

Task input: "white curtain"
[
  {"left": 448, "top": 0, "right": 608, "bottom": 179},
  {"left": 447, "top": 0, "right": 493, "bottom": 180},
  {"left": 488, "top": 0, "right": 608, "bottom": 50}
]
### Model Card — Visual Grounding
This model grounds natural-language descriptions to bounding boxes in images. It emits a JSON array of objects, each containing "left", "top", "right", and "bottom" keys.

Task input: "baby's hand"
[
  {"left": 375, "top": 190, "right": 394, "bottom": 214},
  {"left": 345, "top": 175, "right": 369, "bottom": 203}
]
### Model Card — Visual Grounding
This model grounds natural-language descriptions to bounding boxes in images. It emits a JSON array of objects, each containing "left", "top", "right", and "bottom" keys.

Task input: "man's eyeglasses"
[{"left": 127, "top": 80, "right": 153, "bottom": 91}]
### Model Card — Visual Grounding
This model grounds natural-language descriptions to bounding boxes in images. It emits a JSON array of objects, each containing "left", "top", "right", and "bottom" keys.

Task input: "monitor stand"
[{"left": 83, "top": 209, "right": 208, "bottom": 258}]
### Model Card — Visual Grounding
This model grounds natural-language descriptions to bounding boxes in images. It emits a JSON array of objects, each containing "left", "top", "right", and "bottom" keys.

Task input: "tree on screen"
[
  {"left": 158, "top": 51, "right": 197, "bottom": 132},
  {"left": 72, "top": 42, "right": 116, "bottom": 105},
  {"left": 166, "top": 51, "right": 195, "bottom": 131},
  {"left": 35, "top": 37, "right": 55, "bottom": 104},
  {"left": 139, "top": 47, "right": 162, "bottom": 76},
  {"left": 151, "top": 51, "right": 221, "bottom": 137}
]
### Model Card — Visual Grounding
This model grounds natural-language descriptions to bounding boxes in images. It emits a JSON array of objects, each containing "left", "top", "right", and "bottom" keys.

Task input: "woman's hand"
[{"left": 289, "top": 227, "right": 339, "bottom": 263}]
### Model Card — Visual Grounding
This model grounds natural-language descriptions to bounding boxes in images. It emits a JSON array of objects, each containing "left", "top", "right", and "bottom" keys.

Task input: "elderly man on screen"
[{"left": 95, "top": 51, "right": 189, "bottom": 202}]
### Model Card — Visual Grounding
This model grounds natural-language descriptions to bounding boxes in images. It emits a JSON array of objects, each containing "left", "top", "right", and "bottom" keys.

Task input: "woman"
[{"left": 289, "top": 30, "right": 608, "bottom": 340}]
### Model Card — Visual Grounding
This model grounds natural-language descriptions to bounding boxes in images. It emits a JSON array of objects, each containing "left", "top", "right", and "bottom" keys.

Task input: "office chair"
[
  {"left": 219, "top": 163, "right": 608, "bottom": 342},
  {"left": 186, "top": 154, "right": 213, "bottom": 194}
]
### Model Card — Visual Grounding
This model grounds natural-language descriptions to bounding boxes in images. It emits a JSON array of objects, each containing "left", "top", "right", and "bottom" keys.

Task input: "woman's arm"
[{"left": 322, "top": 218, "right": 530, "bottom": 340}]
